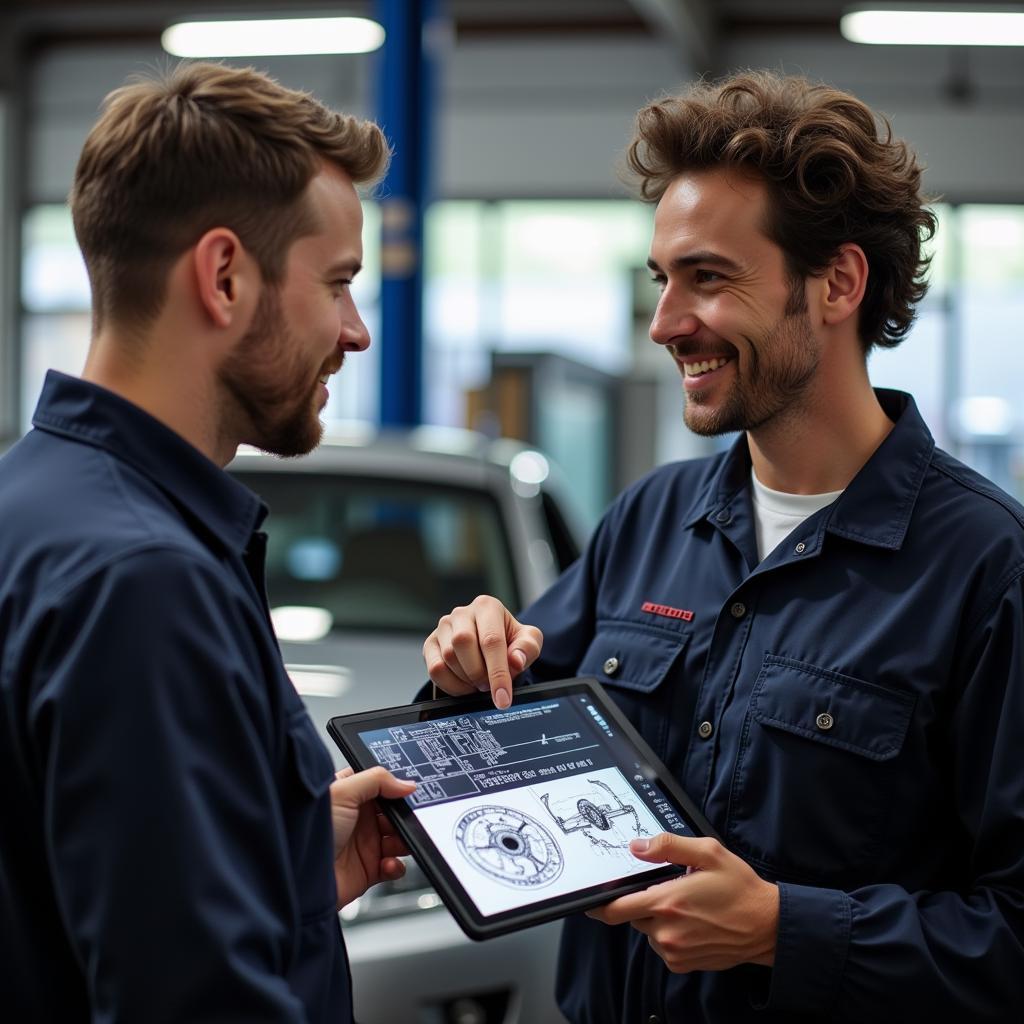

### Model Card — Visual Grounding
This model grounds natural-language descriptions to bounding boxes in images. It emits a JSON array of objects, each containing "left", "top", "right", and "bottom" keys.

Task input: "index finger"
[
  {"left": 585, "top": 875, "right": 681, "bottom": 927},
  {"left": 474, "top": 604, "right": 516, "bottom": 709}
]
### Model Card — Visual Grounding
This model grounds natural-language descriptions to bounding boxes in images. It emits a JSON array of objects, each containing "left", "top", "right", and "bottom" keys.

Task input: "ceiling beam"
[{"left": 628, "top": 0, "right": 717, "bottom": 74}]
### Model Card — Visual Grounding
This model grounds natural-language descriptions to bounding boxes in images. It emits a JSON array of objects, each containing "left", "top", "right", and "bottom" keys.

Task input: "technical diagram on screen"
[
  {"left": 541, "top": 776, "right": 645, "bottom": 847},
  {"left": 455, "top": 805, "right": 563, "bottom": 888},
  {"left": 327, "top": 677, "right": 717, "bottom": 939}
]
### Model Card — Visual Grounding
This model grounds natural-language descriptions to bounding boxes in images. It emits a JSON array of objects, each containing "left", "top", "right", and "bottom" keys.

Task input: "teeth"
[{"left": 682, "top": 357, "right": 730, "bottom": 376}]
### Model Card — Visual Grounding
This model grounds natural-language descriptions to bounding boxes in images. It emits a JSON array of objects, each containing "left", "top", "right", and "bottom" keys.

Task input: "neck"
[
  {"left": 82, "top": 329, "right": 237, "bottom": 467},
  {"left": 747, "top": 358, "right": 893, "bottom": 495}
]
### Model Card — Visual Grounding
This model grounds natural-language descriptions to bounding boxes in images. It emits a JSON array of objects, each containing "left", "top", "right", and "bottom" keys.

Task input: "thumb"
[
  {"left": 629, "top": 833, "right": 722, "bottom": 869},
  {"left": 333, "top": 766, "right": 417, "bottom": 807}
]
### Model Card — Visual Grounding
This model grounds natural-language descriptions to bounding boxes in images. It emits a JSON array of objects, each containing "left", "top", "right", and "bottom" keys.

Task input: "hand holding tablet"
[{"left": 327, "top": 678, "right": 718, "bottom": 940}]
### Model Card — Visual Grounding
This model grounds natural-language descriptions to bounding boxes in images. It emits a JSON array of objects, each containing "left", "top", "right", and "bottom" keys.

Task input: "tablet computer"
[{"left": 326, "top": 677, "right": 717, "bottom": 940}]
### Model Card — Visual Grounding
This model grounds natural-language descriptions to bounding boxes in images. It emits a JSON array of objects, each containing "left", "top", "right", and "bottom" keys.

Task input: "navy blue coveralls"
[
  {"left": 517, "top": 389, "right": 1024, "bottom": 1023},
  {"left": 0, "top": 372, "right": 351, "bottom": 1023}
]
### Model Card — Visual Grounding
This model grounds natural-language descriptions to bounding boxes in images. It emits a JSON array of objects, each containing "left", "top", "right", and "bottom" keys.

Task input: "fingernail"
[
  {"left": 495, "top": 688, "right": 511, "bottom": 709},
  {"left": 630, "top": 838, "right": 650, "bottom": 853}
]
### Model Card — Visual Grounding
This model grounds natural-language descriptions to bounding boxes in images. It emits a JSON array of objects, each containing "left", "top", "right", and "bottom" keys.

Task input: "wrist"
[{"left": 750, "top": 881, "right": 780, "bottom": 967}]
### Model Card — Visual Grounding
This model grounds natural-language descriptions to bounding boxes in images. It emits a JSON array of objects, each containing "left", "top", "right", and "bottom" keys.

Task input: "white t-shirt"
[{"left": 750, "top": 469, "right": 844, "bottom": 563}]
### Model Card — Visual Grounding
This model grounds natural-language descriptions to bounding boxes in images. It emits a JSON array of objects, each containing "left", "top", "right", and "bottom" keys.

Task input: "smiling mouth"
[
  {"left": 318, "top": 359, "right": 343, "bottom": 386},
  {"left": 681, "top": 356, "right": 732, "bottom": 378}
]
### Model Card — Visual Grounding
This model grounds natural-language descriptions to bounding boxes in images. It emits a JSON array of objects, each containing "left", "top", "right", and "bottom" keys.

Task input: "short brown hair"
[
  {"left": 70, "top": 61, "right": 390, "bottom": 332},
  {"left": 627, "top": 71, "right": 937, "bottom": 351}
]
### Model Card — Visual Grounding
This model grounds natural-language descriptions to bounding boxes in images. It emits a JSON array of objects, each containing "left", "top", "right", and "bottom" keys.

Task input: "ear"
[
  {"left": 820, "top": 243, "right": 868, "bottom": 327},
  {"left": 192, "top": 228, "right": 256, "bottom": 330}
]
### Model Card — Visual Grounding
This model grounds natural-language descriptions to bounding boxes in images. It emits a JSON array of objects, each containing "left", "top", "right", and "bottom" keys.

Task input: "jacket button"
[
  {"left": 647, "top": 1016, "right": 662, "bottom": 1024},
  {"left": 795, "top": 541, "right": 807, "bottom": 554},
  {"left": 603, "top": 656, "right": 620, "bottom": 675},
  {"left": 730, "top": 601, "right": 746, "bottom": 619},
  {"left": 715, "top": 509, "right": 731, "bottom": 523},
  {"left": 698, "top": 720, "right": 714, "bottom": 739},
  {"left": 816, "top": 712, "right": 834, "bottom": 731}
]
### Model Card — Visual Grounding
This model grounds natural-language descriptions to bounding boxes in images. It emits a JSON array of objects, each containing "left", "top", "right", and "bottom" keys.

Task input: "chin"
[
  {"left": 684, "top": 400, "right": 742, "bottom": 438},
  {"left": 254, "top": 414, "right": 324, "bottom": 459}
]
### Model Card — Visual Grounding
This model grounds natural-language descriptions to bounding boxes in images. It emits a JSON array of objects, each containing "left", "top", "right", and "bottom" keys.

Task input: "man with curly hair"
[
  {"left": 0, "top": 63, "right": 417, "bottom": 1023},
  {"left": 423, "top": 72, "right": 1024, "bottom": 1021}
]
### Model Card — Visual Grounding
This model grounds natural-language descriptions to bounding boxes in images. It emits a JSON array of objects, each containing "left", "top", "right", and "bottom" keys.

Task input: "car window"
[{"left": 242, "top": 472, "right": 520, "bottom": 633}]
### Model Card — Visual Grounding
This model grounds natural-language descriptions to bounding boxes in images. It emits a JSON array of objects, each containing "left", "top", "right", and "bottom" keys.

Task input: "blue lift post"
[{"left": 374, "top": 0, "right": 440, "bottom": 428}]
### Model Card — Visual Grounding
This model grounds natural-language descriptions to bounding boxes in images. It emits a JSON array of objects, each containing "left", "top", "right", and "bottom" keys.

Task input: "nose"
[
  {"left": 339, "top": 292, "right": 371, "bottom": 352},
  {"left": 649, "top": 288, "right": 700, "bottom": 348}
]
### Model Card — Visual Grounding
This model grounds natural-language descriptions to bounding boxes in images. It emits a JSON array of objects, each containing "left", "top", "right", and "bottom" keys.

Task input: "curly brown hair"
[
  {"left": 71, "top": 61, "right": 390, "bottom": 334},
  {"left": 627, "top": 71, "right": 937, "bottom": 352}
]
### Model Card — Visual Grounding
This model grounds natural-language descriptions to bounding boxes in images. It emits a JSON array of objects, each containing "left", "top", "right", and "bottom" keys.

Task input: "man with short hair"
[
  {"left": 0, "top": 62, "right": 415, "bottom": 1022},
  {"left": 423, "top": 72, "right": 1024, "bottom": 1021}
]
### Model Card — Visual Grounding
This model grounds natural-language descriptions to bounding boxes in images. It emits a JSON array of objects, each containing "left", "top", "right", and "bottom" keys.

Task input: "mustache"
[{"left": 668, "top": 342, "right": 737, "bottom": 360}]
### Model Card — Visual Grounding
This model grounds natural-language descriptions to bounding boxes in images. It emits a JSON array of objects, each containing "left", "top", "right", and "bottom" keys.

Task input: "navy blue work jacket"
[
  {"left": 518, "top": 389, "right": 1024, "bottom": 1023},
  {"left": 0, "top": 372, "right": 351, "bottom": 1023}
]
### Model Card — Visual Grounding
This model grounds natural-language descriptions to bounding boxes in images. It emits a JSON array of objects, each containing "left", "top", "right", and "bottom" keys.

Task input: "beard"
[
  {"left": 683, "top": 308, "right": 820, "bottom": 437},
  {"left": 218, "top": 286, "right": 326, "bottom": 458}
]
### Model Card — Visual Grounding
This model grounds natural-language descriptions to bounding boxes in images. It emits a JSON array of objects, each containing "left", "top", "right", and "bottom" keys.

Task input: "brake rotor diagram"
[
  {"left": 541, "top": 778, "right": 645, "bottom": 851},
  {"left": 455, "top": 805, "right": 564, "bottom": 888}
]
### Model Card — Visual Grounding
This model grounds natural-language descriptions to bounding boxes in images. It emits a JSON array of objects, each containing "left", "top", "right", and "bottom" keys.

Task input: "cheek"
[
  {"left": 717, "top": 294, "right": 778, "bottom": 338},
  {"left": 294, "top": 298, "right": 341, "bottom": 348}
]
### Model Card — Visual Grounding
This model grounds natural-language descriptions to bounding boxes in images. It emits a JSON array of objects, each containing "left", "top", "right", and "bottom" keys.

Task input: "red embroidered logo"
[{"left": 641, "top": 601, "right": 694, "bottom": 622}]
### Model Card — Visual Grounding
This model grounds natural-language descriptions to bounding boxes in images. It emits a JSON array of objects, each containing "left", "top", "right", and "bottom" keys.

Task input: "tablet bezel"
[{"left": 327, "top": 677, "right": 719, "bottom": 941}]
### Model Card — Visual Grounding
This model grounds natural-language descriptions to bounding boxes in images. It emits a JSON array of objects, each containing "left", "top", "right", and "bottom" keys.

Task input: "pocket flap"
[
  {"left": 751, "top": 655, "right": 914, "bottom": 761},
  {"left": 579, "top": 621, "right": 690, "bottom": 693}
]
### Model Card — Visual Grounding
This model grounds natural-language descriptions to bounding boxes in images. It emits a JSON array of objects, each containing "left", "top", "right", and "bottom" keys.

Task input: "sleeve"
[
  {"left": 512, "top": 500, "right": 618, "bottom": 687},
  {"left": 764, "top": 568, "right": 1024, "bottom": 1020},
  {"left": 25, "top": 549, "right": 311, "bottom": 1023}
]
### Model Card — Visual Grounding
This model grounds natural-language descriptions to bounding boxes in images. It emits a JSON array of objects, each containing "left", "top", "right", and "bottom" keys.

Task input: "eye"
[
  {"left": 694, "top": 269, "right": 722, "bottom": 284},
  {"left": 330, "top": 279, "right": 352, "bottom": 295},
  {"left": 649, "top": 274, "right": 667, "bottom": 291}
]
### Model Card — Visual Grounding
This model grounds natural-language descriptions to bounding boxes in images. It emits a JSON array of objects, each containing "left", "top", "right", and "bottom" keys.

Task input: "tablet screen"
[{"left": 344, "top": 683, "right": 702, "bottom": 920}]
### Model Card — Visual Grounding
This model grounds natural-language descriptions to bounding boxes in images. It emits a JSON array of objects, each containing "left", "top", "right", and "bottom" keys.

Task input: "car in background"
[{"left": 229, "top": 423, "right": 589, "bottom": 1024}]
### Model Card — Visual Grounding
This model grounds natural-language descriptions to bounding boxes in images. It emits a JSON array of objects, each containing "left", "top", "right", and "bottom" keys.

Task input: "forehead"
[{"left": 651, "top": 168, "right": 774, "bottom": 260}]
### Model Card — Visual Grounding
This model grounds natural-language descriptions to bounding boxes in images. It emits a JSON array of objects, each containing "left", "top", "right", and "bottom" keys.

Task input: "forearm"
[{"left": 765, "top": 881, "right": 1024, "bottom": 1020}]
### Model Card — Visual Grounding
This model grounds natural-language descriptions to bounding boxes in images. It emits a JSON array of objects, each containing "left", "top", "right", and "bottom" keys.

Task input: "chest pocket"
[
  {"left": 727, "top": 655, "right": 915, "bottom": 883},
  {"left": 283, "top": 706, "right": 337, "bottom": 920},
  {"left": 578, "top": 621, "right": 690, "bottom": 757}
]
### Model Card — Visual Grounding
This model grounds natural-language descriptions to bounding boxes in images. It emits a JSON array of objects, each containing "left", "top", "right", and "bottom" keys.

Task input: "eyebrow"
[{"left": 646, "top": 251, "right": 743, "bottom": 275}]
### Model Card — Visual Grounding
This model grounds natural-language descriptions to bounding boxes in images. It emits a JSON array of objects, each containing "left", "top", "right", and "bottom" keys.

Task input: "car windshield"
[{"left": 245, "top": 472, "right": 521, "bottom": 634}]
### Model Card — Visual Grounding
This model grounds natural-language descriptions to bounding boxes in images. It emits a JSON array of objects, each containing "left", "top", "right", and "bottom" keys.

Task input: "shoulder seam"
[{"left": 930, "top": 458, "right": 1024, "bottom": 530}]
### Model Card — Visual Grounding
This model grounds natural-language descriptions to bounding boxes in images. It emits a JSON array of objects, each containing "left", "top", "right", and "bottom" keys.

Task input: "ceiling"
[
  {"left": 2, "top": 1, "right": 1013, "bottom": 80},
  {"left": 0, "top": 0, "right": 862, "bottom": 39}
]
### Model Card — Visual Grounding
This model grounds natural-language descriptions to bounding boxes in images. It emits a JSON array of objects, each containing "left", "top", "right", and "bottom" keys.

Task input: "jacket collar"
[
  {"left": 683, "top": 389, "right": 934, "bottom": 551},
  {"left": 31, "top": 371, "right": 266, "bottom": 553}
]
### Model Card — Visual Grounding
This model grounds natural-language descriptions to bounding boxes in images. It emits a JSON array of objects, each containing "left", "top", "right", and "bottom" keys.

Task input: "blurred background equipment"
[{"left": 5, "top": 1, "right": 1024, "bottom": 502}]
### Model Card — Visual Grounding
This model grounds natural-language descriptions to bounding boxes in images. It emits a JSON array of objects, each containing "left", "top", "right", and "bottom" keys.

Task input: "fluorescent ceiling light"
[
  {"left": 841, "top": 8, "right": 1024, "bottom": 46},
  {"left": 162, "top": 16, "right": 385, "bottom": 57}
]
